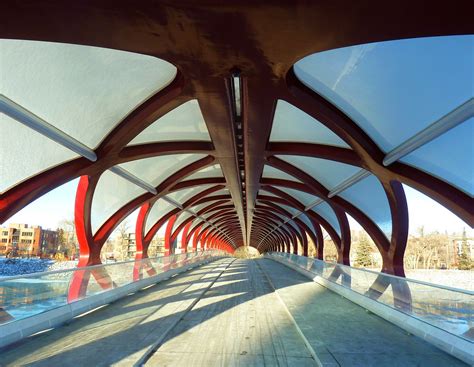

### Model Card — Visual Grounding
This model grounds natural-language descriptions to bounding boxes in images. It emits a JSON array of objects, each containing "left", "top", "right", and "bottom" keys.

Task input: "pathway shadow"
[{"left": 0, "top": 260, "right": 285, "bottom": 366}]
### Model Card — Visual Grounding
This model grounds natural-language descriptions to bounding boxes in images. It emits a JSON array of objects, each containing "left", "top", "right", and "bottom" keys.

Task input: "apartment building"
[
  {"left": 0, "top": 224, "right": 59, "bottom": 257},
  {"left": 105, "top": 233, "right": 165, "bottom": 261}
]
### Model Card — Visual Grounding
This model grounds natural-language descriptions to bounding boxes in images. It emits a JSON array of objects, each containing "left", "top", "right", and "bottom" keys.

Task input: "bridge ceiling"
[{"left": 0, "top": 2, "right": 472, "bottom": 264}]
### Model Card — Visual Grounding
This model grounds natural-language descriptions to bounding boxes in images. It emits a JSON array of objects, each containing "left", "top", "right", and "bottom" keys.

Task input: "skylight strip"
[
  {"left": 109, "top": 166, "right": 157, "bottom": 195},
  {"left": 159, "top": 200, "right": 234, "bottom": 246},
  {"left": 383, "top": 97, "right": 474, "bottom": 166},
  {"left": 162, "top": 196, "right": 184, "bottom": 210},
  {"left": 106, "top": 167, "right": 237, "bottom": 244},
  {"left": 328, "top": 169, "right": 371, "bottom": 198},
  {"left": 0, "top": 94, "right": 97, "bottom": 162},
  {"left": 305, "top": 198, "right": 324, "bottom": 211},
  {"left": 232, "top": 73, "right": 242, "bottom": 118}
]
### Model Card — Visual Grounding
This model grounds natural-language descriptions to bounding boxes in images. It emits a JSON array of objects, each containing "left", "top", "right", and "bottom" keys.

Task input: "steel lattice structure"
[{"left": 0, "top": 1, "right": 473, "bottom": 278}]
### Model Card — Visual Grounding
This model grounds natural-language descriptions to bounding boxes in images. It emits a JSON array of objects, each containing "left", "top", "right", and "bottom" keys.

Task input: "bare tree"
[
  {"left": 405, "top": 227, "right": 452, "bottom": 270},
  {"left": 115, "top": 220, "right": 130, "bottom": 261},
  {"left": 57, "top": 218, "right": 78, "bottom": 259},
  {"left": 324, "top": 237, "right": 338, "bottom": 262}
]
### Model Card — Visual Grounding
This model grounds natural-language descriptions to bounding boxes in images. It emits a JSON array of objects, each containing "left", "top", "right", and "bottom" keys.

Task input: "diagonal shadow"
[{"left": 0, "top": 259, "right": 301, "bottom": 366}]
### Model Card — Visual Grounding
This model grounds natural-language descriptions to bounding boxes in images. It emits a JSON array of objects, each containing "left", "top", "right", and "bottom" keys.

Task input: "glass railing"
[
  {"left": 0, "top": 250, "right": 225, "bottom": 325},
  {"left": 268, "top": 252, "right": 474, "bottom": 342}
]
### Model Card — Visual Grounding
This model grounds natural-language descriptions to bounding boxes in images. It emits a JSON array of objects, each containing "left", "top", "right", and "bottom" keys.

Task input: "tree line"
[{"left": 309, "top": 227, "right": 473, "bottom": 270}]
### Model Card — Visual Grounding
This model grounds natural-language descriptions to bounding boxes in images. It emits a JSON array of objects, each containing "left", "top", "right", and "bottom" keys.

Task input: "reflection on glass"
[
  {"left": 0, "top": 251, "right": 222, "bottom": 325},
  {"left": 270, "top": 252, "right": 473, "bottom": 342}
]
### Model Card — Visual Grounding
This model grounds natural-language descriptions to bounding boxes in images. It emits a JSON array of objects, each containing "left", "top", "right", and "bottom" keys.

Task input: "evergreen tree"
[
  {"left": 355, "top": 232, "right": 373, "bottom": 267},
  {"left": 458, "top": 228, "right": 472, "bottom": 270}
]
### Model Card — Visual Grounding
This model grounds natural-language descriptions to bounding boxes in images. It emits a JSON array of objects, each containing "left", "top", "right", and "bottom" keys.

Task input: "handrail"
[
  {"left": 0, "top": 250, "right": 220, "bottom": 282},
  {"left": 270, "top": 252, "right": 474, "bottom": 295}
]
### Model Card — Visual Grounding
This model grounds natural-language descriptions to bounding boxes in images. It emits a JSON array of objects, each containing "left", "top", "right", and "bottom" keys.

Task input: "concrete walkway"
[
  {"left": 0, "top": 258, "right": 467, "bottom": 366},
  {"left": 257, "top": 259, "right": 467, "bottom": 367}
]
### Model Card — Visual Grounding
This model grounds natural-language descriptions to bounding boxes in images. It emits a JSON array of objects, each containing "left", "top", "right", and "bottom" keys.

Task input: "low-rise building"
[
  {"left": 103, "top": 232, "right": 166, "bottom": 261},
  {"left": 123, "top": 233, "right": 165, "bottom": 259},
  {"left": 0, "top": 224, "right": 59, "bottom": 257}
]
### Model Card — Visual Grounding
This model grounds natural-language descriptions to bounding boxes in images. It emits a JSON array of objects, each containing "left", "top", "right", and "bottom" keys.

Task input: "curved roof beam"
[
  {"left": 167, "top": 191, "right": 231, "bottom": 240},
  {"left": 253, "top": 205, "right": 313, "bottom": 254},
  {"left": 197, "top": 221, "right": 240, "bottom": 246},
  {"left": 257, "top": 198, "right": 339, "bottom": 251},
  {"left": 255, "top": 204, "right": 324, "bottom": 253},
  {"left": 284, "top": 71, "right": 472, "bottom": 226},
  {"left": 0, "top": 73, "right": 191, "bottom": 222},
  {"left": 252, "top": 206, "right": 305, "bottom": 250},
  {"left": 259, "top": 225, "right": 295, "bottom": 253},
  {"left": 191, "top": 194, "right": 232, "bottom": 207},
  {"left": 258, "top": 186, "right": 329, "bottom": 249},
  {"left": 171, "top": 206, "right": 235, "bottom": 241},
  {"left": 195, "top": 201, "right": 233, "bottom": 216},
  {"left": 171, "top": 177, "right": 226, "bottom": 191},
  {"left": 185, "top": 203, "right": 236, "bottom": 244},
  {"left": 209, "top": 212, "right": 239, "bottom": 224},
  {"left": 266, "top": 142, "right": 361, "bottom": 166},
  {"left": 265, "top": 157, "right": 411, "bottom": 272},
  {"left": 94, "top": 156, "right": 215, "bottom": 246},
  {"left": 254, "top": 214, "right": 315, "bottom": 255},
  {"left": 259, "top": 228, "right": 287, "bottom": 252}
]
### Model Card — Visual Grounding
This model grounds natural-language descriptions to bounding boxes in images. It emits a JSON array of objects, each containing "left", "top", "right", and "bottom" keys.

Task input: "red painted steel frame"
[{"left": 1, "top": 1, "right": 473, "bottom": 279}]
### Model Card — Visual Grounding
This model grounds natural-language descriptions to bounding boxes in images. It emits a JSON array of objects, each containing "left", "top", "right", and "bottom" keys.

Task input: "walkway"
[{"left": 0, "top": 259, "right": 467, "bottom": 366}]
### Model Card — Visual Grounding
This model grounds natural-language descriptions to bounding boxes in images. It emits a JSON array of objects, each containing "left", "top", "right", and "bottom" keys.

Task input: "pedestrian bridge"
[
  {"left": 0, "top": 2, "right": 473, "bottom": 366},
  {"left": 0, "top": 254, "right": 472, "bottom": 366}
]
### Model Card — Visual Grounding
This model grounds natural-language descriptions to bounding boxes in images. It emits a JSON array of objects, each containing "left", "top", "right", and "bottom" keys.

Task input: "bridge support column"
[
  {"left": 164, "top": 215, "right": 177, "bottom": 256},
  {"left": 181, "top": 222, "right": 192, "bottom": 253}
]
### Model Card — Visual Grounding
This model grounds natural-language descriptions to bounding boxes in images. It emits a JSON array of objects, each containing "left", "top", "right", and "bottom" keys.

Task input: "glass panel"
[
  {"left": 270, "top": 100, "right": 350, "bottom": 147},
  {"left": 286, "top": 220, "right": 300, "bottom": 233},
  {"left": 0, "top": 114, "right": 78, "bottom": 193},
  {"left": 203, "top": 207, "right": 234, "bottom": 221},
  {"left": 276, "top": 155, "right": 360, "bottom": 190},
  {"left": 91, "top": 171, "right": 146, "bottom": 234},
  {"left": 338, "top": 174, "right": 392, "bottom": 238},
  {"left": 1, "top": 39, "right": 177, "bottom": 149},
  {"left": 128, "top": 100, "right": 210, "bottom": 145},
  {"left": 310, "top": 202, "right": 341, "bottom": 236},
  {"left": 199, "top": 222, "right": 213, "bottom": 233},
  {"left": 190, "top": 219, "right": 206, "bottom": 234},
  {"left": 268, "top": 253, "right": 473, "bottom": 342},
  {"left": 210, "top": 213, "right": 235, "bottom": 224},
  {"left": 118, "top": 154, "right": 206, "bottom": 187},
  {"left": 297, "top": 213, "right": 315, "bottom": 232},
  {"left": 0, "top": 251, "right": 222, "bottom": 324},
  {"left": 173, "top": 211, "right": 195, "bottom": 233},
  {"left": 191, "top": 200, "right": 225, "bottom": 214},
  {"left": 258, "top": 189, "right": 281, "bottom": 198},
  {"left": 185, "top": 164, "right": 224, "bottom": 180},
  {"left": 400, "top": 118, "right": 473, "bottom": 196},
  {"left": 278, "top": 204, "right": 300, "bottom": 217},
  {"left": 204, "top": 188, "right": 230, "bottom": 198},
  {"left": 276, "top": 187, "right": 319, "bottom": 207},
  {"left": 166, "top": 185, "right": 214, "bottom": 206},
  {"left": 145, "top": 199, "right": 177, "bottom": 234},
  {"left": 294, "top": 35, "right": 474, "bottom": 151},
  {"left": 262, "top": 165, "right": 301, "bottom": 182},
  {"left": 256, "top": 207, "right": 287, "bottom": 222}
]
